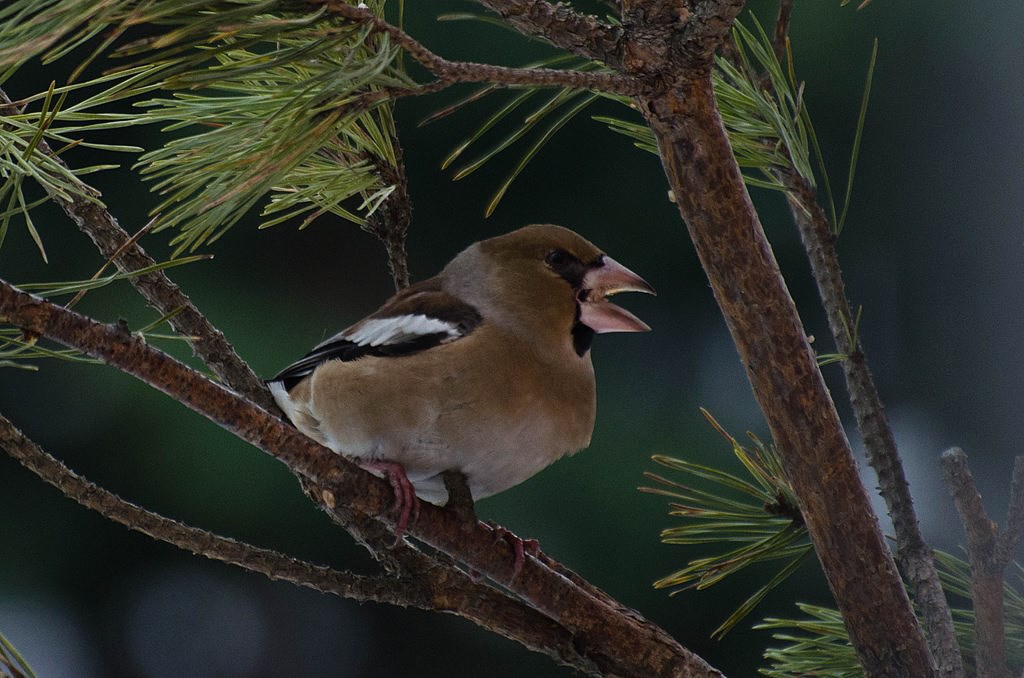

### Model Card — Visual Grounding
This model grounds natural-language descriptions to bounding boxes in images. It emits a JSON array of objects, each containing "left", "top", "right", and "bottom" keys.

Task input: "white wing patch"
[{"left": 335, "top": 314, "right": 461, "bottom": 348}]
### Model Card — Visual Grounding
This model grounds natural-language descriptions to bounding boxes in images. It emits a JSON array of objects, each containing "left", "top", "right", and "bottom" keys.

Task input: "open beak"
[{"left": 578, "top": 255, "right": 655, "bottom": 333}]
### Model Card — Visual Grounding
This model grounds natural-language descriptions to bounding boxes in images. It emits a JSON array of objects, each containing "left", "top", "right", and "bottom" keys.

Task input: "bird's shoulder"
[{"left": 268, "top": 277, "right": 483, "bottom": 390}]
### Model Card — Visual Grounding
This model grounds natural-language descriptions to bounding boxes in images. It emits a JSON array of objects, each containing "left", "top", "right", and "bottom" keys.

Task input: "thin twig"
[
  {"left": 0, "top": 412, "right": 393, "bottom": 600},
  {"left": 473, "top": 0, "right": 626, "bottom": 69},
  {"left": 772, "top": 0, "right": 793, "bottom": 62},
  {"left": 997, "top": 457, "right": 1024, "bottom": 566},
  {"left": 0, "top": 88, "right": 275, "bottom": 412},
  {"left": 362, "top": 124, "right": 413, "bottom": 291},
  {"left": 941, "top": 448, "right": 1013, "bottom": 678},
  {"left": 0, "top": 278, "right": 722, "bottom": 678},
  {"left": 782, "top": 170, "right": 964, "bottom": 677},
  {"left": 317, "top": 1, "right": 639, "bottom": 95}
]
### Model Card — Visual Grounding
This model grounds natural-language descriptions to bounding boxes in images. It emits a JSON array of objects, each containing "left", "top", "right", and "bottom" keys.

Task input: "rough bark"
[
  {"left": 942, "top": 448, "right": 1020, "bottom": 678},
  {"left": 783, "top": 174, "right": 963, "bottom": 677},
  {"left": 636, "top": 71, "right": 935, "bottom": 676},
  {"left": 0, "top": 409, "right": 607, "bottom": 675}
]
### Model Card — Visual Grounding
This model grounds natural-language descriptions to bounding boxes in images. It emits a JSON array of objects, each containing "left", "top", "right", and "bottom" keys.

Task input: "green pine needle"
[
  {"left": 836, "top": 38, "right": 878, "bottom": 235},
  {"left": 641, "top": 408, "right": 811, "bottom": 637},
  {"left": 484, "top": 92, "right": 598, "bottom": 217},
  {"left": 16, "top": 254, "right": 208, "bottom": 296},
  {"left": 0, "top": 64, "right": 166, "bottom": 260},
  {"left": 431, "top": 13, "right": 829, "bottom": 215},
  {"left": 757, "top": 603, "right": 861, "bottom": 677},
  {"left": 2, "top": 255, "right": 208, "bottom": 367},
  {"left": 2, "top": 0, "right": 409, "bottom": 256},
  {"left": 935, "top": 551, "right": 1024, "bottom": 668},
  {"left": 0, "top": 630, "right": 36, "bottom": 678},
  {"left": 756, "top": 552, "right": 1024, "bottom": 676}
]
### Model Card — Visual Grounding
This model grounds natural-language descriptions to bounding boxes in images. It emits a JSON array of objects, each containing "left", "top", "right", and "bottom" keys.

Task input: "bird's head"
[{"left": 445, "top": 224, "right": 654, "bottom": 356}]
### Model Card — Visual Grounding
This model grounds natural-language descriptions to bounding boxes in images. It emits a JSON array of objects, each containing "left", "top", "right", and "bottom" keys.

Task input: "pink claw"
[
  {"left": 361, "top": 460, "right": 419, "bottom": 540},
  {"left": 488, "top": 524, "right": 540, "bottom": 581}
]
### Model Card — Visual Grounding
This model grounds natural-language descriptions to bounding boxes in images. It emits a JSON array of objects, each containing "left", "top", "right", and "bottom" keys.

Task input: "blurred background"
[{"left": 1, "top": 0, "right": 1022, "bottom": 675}]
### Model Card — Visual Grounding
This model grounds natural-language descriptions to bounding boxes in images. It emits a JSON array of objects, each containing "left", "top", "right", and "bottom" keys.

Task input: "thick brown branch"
[
  {"left": 0, "top": 89, "right": 274, "bottom": 412},
  {"left": 300, "top": 477, "right": 607, "bottom": 677},
  {"left": 941, "top": 448, "right": 1012, "bottom": 678},
  {"left": 637, "top": 70, "right": 934, "bottom": 675},
  {"left": 0, "top": 413, "right": 603, "bottom": 676},
  {"left": 0, "top": 279, "right": 721, "bottom": 678},
  {"left": 317, "top": 1, "right": 639, "bottom": 94},
  {"left": 782, "top": 172, "right": 963, "bottom": 677}
]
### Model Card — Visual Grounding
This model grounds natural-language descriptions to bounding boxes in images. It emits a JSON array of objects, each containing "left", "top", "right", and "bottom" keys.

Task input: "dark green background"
[{"left": 2, "top": 1, "right": 1022, "bottom": 675}]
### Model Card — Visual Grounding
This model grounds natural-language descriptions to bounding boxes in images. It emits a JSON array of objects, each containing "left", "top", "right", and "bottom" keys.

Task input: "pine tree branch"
[
  {"left": 772, "top": 0, "right": 793, "bottom": 61},
  {"left": 0, "top": 278, "right": 722, "bottom": 678},
  {"left": 472, "top": 0, "right": 627, "bottom": 70},
  {"left": 780, "top": 170, "right": 963, "bottom": 677},
  {"left": 0, "top": 411, "right": 393, "bottom": 600},
  {"left": 941, "top": 448, "right": 1014, "bottom": 678},
  {"left": 0, "top": 411, "right": 606, "bottom": 675},
  {"left": 363, "top": 128, "right": 412, "bottom": 291},
  {"left": 0, "top": 88, "right": 274, "bottom": 412},
  {"left": 625, "top": 0, "right": 934, "bottom": 669},
  {"left": 998, "top": 457, "right": 1024, "bottom": 566},
  {"left": 316, "top": 1, "right": 640, "bottom": 94}
]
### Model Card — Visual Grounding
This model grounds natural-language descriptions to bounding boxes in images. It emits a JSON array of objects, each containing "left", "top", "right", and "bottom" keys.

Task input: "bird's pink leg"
[
  {"left": 487, "top": 523, "right": 540, "bottom": 581},
  {"left": 360, "top": 460, "right": 419, "bottom": 539}
]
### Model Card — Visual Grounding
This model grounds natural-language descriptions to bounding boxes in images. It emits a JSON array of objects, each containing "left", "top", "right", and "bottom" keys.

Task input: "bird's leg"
[
  {"left": 439, "top": 471, "right": 537, "bottom": 580},
  {"left": 359, "top": 459, "right": 419, "bottom": 540},
  {"left": 442, "top": 469, "right": 478, "bottom": 524},
  {"left": 486, "top": 524, "right": 541, "bottom": 581}
]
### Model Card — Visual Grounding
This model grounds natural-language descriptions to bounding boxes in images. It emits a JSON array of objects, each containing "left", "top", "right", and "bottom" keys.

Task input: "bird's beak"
[{"left": 578, "top": 255, "right": 655, "bottom": 333}]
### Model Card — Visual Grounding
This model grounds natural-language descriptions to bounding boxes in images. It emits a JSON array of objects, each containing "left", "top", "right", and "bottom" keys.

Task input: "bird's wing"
[{"left": 269, "top": 278, "right": 483, "bottom": 390}]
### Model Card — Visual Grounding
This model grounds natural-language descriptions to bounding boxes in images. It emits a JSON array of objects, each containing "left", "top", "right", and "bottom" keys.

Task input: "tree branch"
[
  {"left": 0, "top": 412, "right": 392, "bottom": 600},
  {"left": 996, "top": 456, "right": 1024, "bottom": 566},
  {"left": 631, "top": 7, "right": 934, "bottom": 667},
  {"left": 772, "top": 0, "right": 793, "bottom": 62},
  {"left": 0, "top": 412, "right": 606, "bottom": 676},
  {"left": 0, "top": 278, "right": 722, "bottom": 678},
  {"left": 317, "top": 1, "right": 639, "bottom": 94},
  {"left": 941, "top": 448, "right": 1014, "bottom": 678},
  {"left": 363, "top": 129, "right": 412, "bottom": 291},
  {"left": 781, "top": 171, "right": 963, "bottom": 677},
  {"left": 0, "top": 88, "right": 275, "bottom": 412},
  {"left": 473, "top": 0, "right": 626, "bottom": 70}
]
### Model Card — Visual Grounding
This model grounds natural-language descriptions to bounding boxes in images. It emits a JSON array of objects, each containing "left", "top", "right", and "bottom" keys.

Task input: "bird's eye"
[{"left": 545, "top": 249, "right": 570, "bottom": 269}]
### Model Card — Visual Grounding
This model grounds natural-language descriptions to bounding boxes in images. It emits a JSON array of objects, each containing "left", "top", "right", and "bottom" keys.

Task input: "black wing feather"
[{"left": 269, "top": 278, "right": 482, "bottom": 391}]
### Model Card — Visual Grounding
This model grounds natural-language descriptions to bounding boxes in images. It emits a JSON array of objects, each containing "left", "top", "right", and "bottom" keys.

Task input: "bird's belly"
[
  {"left": 361, "top": 401, "right": 591, "bottom": 505},
  {"left": 299, "top": 344, "right": 596, "bottom": 505}
]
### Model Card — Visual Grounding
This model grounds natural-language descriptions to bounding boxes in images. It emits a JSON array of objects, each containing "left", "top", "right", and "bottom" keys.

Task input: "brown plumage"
[{"left": 269, "top": 224, "right": 653, "bottom": 512}]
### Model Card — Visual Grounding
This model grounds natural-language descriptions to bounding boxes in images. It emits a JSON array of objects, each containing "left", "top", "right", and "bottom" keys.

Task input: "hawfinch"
[{"left": 269, "top": 224, "right": 653, "bottom": 531}]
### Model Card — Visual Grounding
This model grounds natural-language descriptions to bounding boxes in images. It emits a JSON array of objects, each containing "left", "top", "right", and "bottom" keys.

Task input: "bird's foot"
[
  {"left": 360, "top": 460, "right": 419, "bottom": 541},
  {"left": 487, "top": 523, "right": 540, "bottom": 581}
]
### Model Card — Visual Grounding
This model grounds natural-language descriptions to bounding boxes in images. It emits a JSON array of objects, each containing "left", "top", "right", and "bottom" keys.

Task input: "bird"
[{"left": 268, "top": 224, "right": 654, "bottom": 542}]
